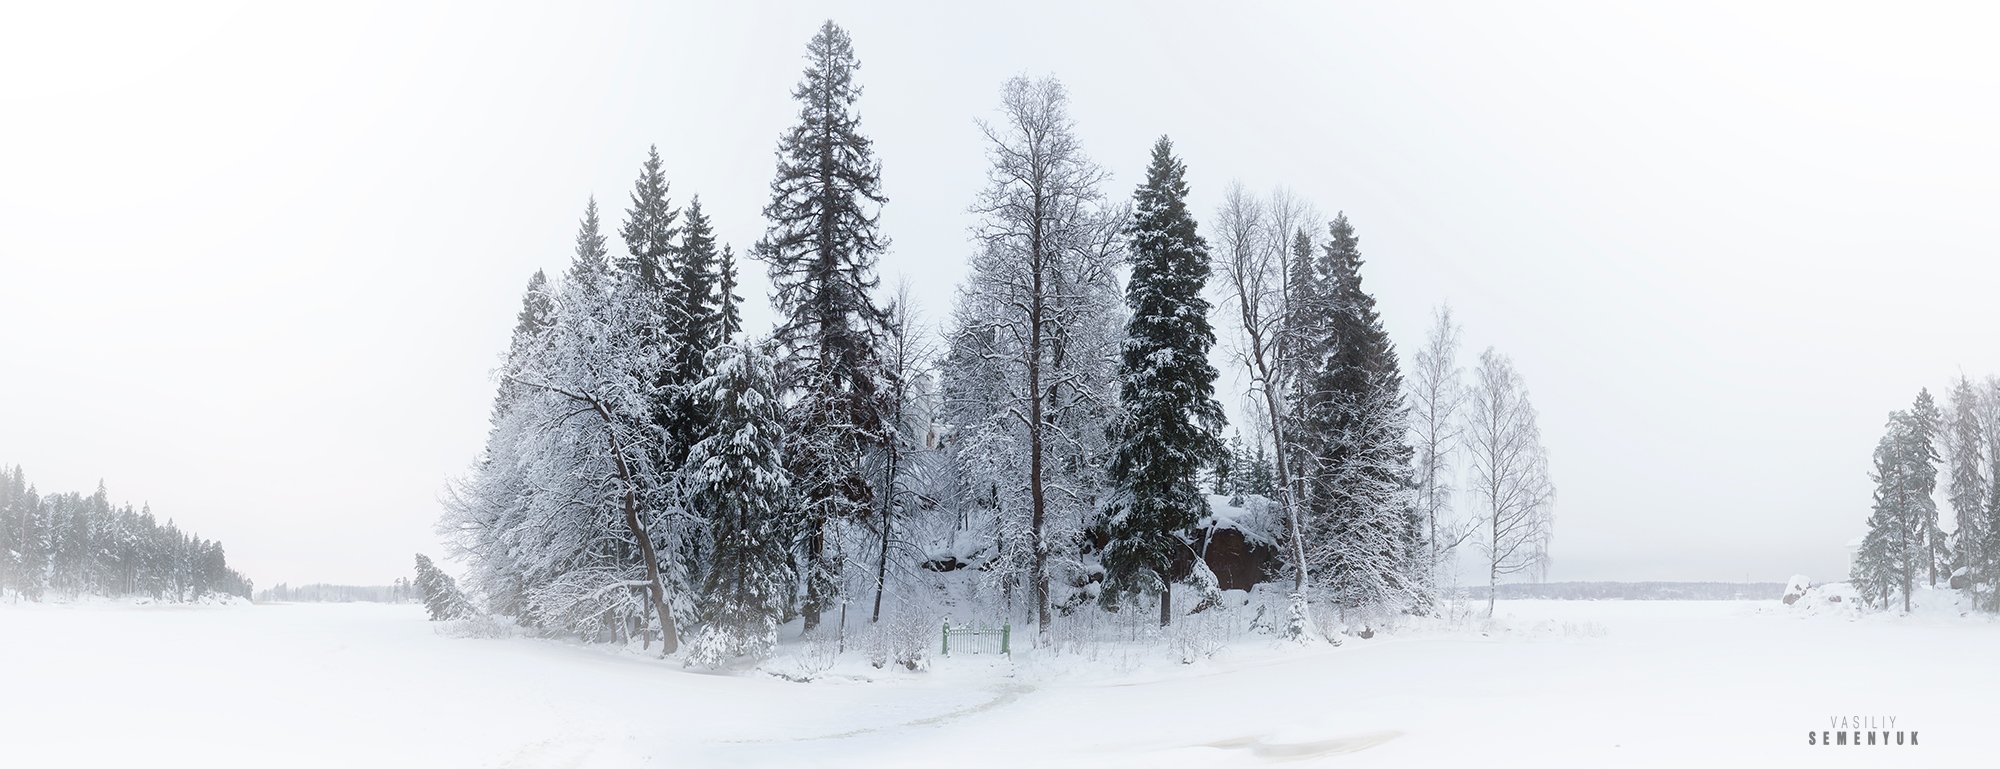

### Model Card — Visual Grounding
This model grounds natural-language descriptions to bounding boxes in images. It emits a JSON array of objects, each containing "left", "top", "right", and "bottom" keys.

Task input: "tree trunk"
[
  {"left": 803, "top": 522, "right": 824, "bottom": 632},
  {"left": 1027, "top": 243, "right": 1052, "bottom": 637},
  {"left": 1488, "top": 562, "right": 1498, "bottom": 618},
  {"left": 1159, "top": 580, "right": 1173, "bottom": 626},
  {"left": 601, "top": 402, "right": 678, "bottom": 655},
  {"left": 1488, "top": 503, "right": 1500, "bottom": 619},
  {"left": 871, "top": 466, "right": 893, "bottom": 624},
  {"left": 1262, "top": 381, "right": 1311, "bottom": 596}
]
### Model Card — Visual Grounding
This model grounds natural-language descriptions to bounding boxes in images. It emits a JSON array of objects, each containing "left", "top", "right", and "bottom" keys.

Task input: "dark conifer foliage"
[
  {"left": 0, "top": 466, "right": 251, "bottom": 601},
  {"left": 716, "top": 245, "right": 744, "bottom": 343},
  {"left": 684, "top": 344, "right": 794, "bottom": 666},
  {"left": 1945, "top": 377, "right": 1986, "bottom": 593},
  {"left": 1100, "top": 137, "right": 1227, "bottom": 626},
  {"left": 662, "top": 196, "right": 727, "bottom": 466},
  {"left": 1909, "top": 388, "right": 1948, "bottom": 586},
  {"left": 1853, "top": 395, "right": 1942, "bottom": 611},
  {"left": 753, "top": 20, "right": 892, "bottom": 631},
  {"left": 1292, "top": 213, "right": 1424, "bottom": 613},
  {"left": 619, "top": 145, "right": 681, "bottom": 295}
]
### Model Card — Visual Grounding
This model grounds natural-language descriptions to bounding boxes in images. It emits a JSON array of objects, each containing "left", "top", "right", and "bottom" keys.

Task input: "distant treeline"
[
  {"left": 0, "top": 465, "right": 252, "bottom": 601},
  {"left": 1456, "top": 582, "right": 1786, "bottom": 601},
  {"left": 257, "top": 581, "right": 416, "bottom": 604}
]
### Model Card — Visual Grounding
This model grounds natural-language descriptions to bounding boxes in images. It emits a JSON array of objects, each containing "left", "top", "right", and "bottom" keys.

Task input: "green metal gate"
[{"left": 940, "top": 622, "right": 1011, "bottom": 656}]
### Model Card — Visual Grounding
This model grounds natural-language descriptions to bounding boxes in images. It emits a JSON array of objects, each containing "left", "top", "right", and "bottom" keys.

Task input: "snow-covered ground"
[{"left": 3, "top": 598, "right": 1992, "bottom": 768}]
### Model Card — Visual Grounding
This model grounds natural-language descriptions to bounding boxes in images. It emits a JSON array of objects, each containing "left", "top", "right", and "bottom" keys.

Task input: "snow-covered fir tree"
[
  {"left": 1909, "top": 388, "right": 1947, "bottom": 587},
  {"left": 1855, "top": 412, "right": 1919, "bottom": 610},
  {"left": 1220, "top": 433, "right": 1249, "bottom": 498},
  {"left": 684, "top": 343, "right": 793, "bottom": 667},
  {"left": 1292, "top": 213, "right": 1425, "bottom": 617},
  {"left": 661, "top": 196, "right": 728, "bottom": 469},
  {"left": 1978, "top": 378, "right": 2000, "bottom": 611},
  {"left": 1099, "top": 137, "right": 1227, "bottom": 627},
  {"left": 716, "top": 245, "right": 743, "bottom": 343},
  {"left": 1853, "top": 395, "right": 1941, "bottom": 612},
  {"left": 414, "top": 553, "right": 474, "bottom": 621},
  {"left": 445, "top": 198, "right": 684, "bottom": 651},
  {"left": 753, "top": 20, "right": 892, "bottom": 632},
  {"left": 0, "top": 466, "right": 252, "bottom": 602},
  {"left": 1945, "top": 376, "right": 1987, "bottom": 597}
]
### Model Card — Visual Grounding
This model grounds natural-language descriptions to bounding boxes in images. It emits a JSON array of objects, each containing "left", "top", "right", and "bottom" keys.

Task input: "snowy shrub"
[
  {"left": 682, "top": 342, "right": 791, "bottom": 670},
  {"left": 1169, "top": 606, "right": 1230, "bottom": 664},
  {"left": 436, "top": 614, "right": 519, "bottom": 640},
  {"left": 1283, "top": 592, "right": 1312, "bottom": 641},
  {"left": 781, "top": 629, "right": 841, "bottom": 682},
  {"left": 884, "top": 608, "right": 937, "bottom": 671},
  {"left": 525, "top": 566, "right": 652, "bottom": 643},
  {"left": 861, "top": 623, "right": 891, "bottom": 669},
  {"left": 1184, "top": 560, "right": 1224, "bottom": 615}
]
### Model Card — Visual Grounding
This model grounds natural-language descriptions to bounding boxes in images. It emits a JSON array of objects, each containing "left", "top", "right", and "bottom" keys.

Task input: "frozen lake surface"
[{"left": 2, "top": 598, "right": 1990, "bottom": 768}]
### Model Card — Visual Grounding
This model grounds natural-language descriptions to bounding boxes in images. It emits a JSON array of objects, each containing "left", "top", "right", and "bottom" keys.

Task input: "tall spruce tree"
[
  {"left": 619, "top": 146, "right": 681, "bottom": 296},
  {"left": 754, "top": 20, "right": 891, "bottom": 631},
  {"left": 685, "top": 343, "right": 794, "bottom": 667},
  {"left": 1945, "top": 376, "right": 1987, "bottom": 594},
  {"left": 662, "top": 197, "right": 726, "bottom": 466},
  {"left": 1981, "top": 429, "right": 2000, "bottom": 611},
  {"left": 1294, "top": 213, "right": 1423, "bottom": 615},
  {"left": 1855, "top": 414, "right": 1917, "bottom": 610},
  {"left": 1100, "top": 137, "right": 1227, "bottom": 627},
  {"left": 716, "top": 245, "right": 744, "bottom": 343},
  {"left": 617, "top": 147, "right": 690, "bottom": 512},
  {"left": 1909, "top": 389, "right": 1946, "bottom": 587},
  {"left": 1854, "top": 398, "right": 1944, "bottom": 612},
  {"left": 1281, "top": 230, "right": 1324, "bottom": 414}
]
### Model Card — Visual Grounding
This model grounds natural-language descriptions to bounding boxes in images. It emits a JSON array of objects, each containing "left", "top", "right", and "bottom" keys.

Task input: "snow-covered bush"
[
  {"left": 1787, "top": 580, "right": 1862, "bottom": 616},
  {"left": 1184, "top": 560, "right": 1224, "bottom": 615},
  {"left": 436, "top": 614, "right": 519, "bottom": 640},
  {"left": 1169, "top": 605, "right": 1230, "bottom": 664},
  {"left": 779, "top": 628, "right": 841, "bottom": 682}
]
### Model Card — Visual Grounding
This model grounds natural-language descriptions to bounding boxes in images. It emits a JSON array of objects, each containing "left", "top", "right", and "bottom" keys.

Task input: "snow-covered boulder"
[
  {"left": 1189, "top": 495, "right": 1282, "bottom": 591},
  {"left": 1786, "top": 580, "right": 1860, "bottom": 614},
  {"left": 1782, "top": 575, "right": 1811, "bottom": 605}
]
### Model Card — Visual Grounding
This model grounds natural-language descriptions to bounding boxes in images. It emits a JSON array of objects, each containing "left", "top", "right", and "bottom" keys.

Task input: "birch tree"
[
  {"left": 1465, "top": 348, "right": 1554, "bottom": 616},
  {"left": 1211, "top": 182, "right": 1314, "bottom": 638},
  {"left": 1410, "top": 305, "right": 1472, "bottom": 585}
]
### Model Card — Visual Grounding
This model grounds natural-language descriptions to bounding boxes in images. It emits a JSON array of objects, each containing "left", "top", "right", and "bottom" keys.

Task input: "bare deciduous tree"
[
  {"left": 965, "top": 76, "right": 1123, "bottom": 637},
  {"left": 1212, "top": 182, "right": 1316, "bottom": 638},
  {"left": 870, "top": 281, "right": 938, "bottom": 624},
  {"left": 1410, "top": 305, "right": 1473, "bottom": 586},
  {"left": 1465, "top": 348, "right": 1555, "bottom": 616}
]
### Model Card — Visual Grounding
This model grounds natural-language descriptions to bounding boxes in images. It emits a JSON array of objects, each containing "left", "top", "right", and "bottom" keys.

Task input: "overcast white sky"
[{"left": 4, "top": 2, "right": 1999, "bottom": 588}]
